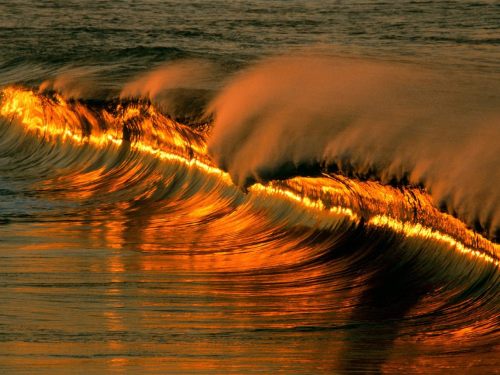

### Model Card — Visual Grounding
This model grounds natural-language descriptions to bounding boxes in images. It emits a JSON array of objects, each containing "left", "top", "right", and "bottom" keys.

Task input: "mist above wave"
[
  {"left": 206, "top": 54, "right": 500, "bottom": 239},
  {"left": 120, "top": 59, "right": 223, "bottom": 122},
  {"left": 38, "top": 66, "right": 106, "bottom": 99},
  {"left": 33, "top": 60, "right": 222, "bottom": 123}
]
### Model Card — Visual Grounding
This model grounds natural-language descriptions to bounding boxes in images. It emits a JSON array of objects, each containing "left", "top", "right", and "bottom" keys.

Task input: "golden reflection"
[
  {"left": 249, "top": 183, "right": 359, "bottom": 221},
  {"left": 104, "top": 254, "right": 129, "bottom": 372},
  {"left": 368, "top": 215, "right": 499, "bottom": 266}
]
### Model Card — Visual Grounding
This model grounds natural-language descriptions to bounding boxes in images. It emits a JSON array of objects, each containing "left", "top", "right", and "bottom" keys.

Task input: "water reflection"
[{"left": 1, "top": 193, "right": 497, "bottom": 374}]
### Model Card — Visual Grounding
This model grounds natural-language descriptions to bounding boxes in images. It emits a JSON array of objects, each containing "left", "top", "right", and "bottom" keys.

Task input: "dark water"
[
  {"left": 0, "top": 1, "right": 499, "bottom": 374},
  {"left": 1, "top": 0, "right": 499, "bottom": 85}
]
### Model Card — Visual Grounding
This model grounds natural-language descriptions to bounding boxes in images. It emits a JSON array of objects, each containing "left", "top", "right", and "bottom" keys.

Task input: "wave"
[
  {"left": 1, "top": 85, "right": 498, "bottom": 259},
  {"left": 1, "top": 85, "right": 499, "bottom": 372}
]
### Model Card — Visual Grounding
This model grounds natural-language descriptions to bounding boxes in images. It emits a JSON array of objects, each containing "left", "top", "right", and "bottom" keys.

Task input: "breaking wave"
[
  {"left": 1, "top": 84, "right": 498, "bottom": 257},
  {"left": 0, "top": 83, "right": 498, "bottom": 373},
  {"left": 207, "top": 55, "right": 500, "bottom": 240}
]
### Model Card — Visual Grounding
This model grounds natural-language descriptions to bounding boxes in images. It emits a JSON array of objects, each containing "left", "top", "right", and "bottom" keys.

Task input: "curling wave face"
[{"left": 0, "top": 86, "right": 499, "bottom": 373}]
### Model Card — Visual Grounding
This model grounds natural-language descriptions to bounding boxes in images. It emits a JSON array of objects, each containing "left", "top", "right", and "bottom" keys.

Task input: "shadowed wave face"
[{"left": 0, "top": 84, "right": 498, "bottom": 374}]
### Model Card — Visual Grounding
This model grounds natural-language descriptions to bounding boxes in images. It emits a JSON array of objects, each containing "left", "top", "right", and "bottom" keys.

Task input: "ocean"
[{"left": 0, "top": 1, "right": 499, "bottom": 374}]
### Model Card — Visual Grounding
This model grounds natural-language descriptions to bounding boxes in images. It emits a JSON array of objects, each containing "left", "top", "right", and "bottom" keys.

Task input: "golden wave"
[{"left": 1, "top": 86, "right": 498, "bottom": 267}]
